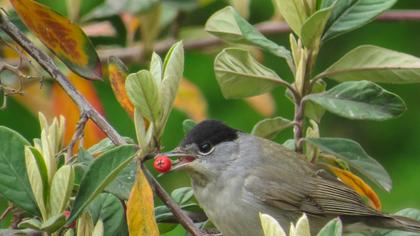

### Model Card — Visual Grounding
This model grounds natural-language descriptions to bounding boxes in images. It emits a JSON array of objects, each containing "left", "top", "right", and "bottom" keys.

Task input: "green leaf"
[
  {"left": 50, "top": 165, "right": 74, "bottom": 215},
  {"left": 155, "top": 205, "right": 173, "bottom": 223},
  {"left": 0, "top": 127, "right": 38, "bottom": 215},
  {"left": 105, "top": 161, "right": 136, "bottom": 200},
  {"left": 283, "top": 139, "right": 295, "bottom": 151},
  {"left": 87, "top": 139, "right": 114, "bottom": 156},
  {"left": 304, "top": 137, "right": 392, "bottom": 191},
  {"left": 158, "top": 223, "right": 177, "bottom": 234},
  {"left": 74, "top": 148, "right": 94, "bottom": 185},
  {"left": 77, "top": 212, "right": 94, "bottom": 236},
  {"left": 259, "top": 213, "right": 286, "bottom": 236},
  {"left": 232, "top": 9, "right": 292, "bottom": 63},
  {"left": 160, "top": 41, "right": 185, "bottom": 127},
  {"left": 87, "top": 138, "right": 134, "bottom": 156},
  {"left": 317, "top": 218, "right": 342, "bottom": 236},
  {"left": 305, "top": 81, "right": 406, "bottom": 120},
  {"left": 134, "top": 108, "right": 148, "bottom": 151},
  {"left": 301, "top": 6, "right": 333, "bottom": 48},
  {"left": 251, "top": 117, "right": 293, "bottom": 139},
  {"left": 68, "top": 145, "right": 137, "bottom": 223},
  {"left": 394, "top": 208, "right": 420, "bottom": 220},
  {"left": 205, "top": 6, "right": 292, "bottom": 66},
  {"left": 40, "top": 214, "right": 66, "bottom": 232},
  {"left": 315, "top": 45, "right": 420, "bottom": 84},
  {"left": 171, "top": 187, "right": 194, "bottom": 205},
  {"left": 63, "top": 228, "right": 75, "bottom": 236},
  {"left": 89, "top": 193, "right": 125, "bottom": 236},
  {"left": 25, "top": 147, "right": 48, "bottom": 219},
  {"left": 150, "top": 52, "right": 163, "bottom": 86},
  {"left": 155, "top": 203, "right": 202, "bottom": 223},
  {"left": 322, "top": 0, "right": 397, "bottom": 41},
  {"left": 304, "top": 79, "right": 326, "bottom": 123},
  {"left": 273, "top": 0, "right": 307, "bottom": 36},
  {"left": 126, "top": 70, "right": 160, "bottom": 122},
  {"left": 26, "top": 147, "right": 49, "bottom": 202},
  {"left": 214, "top": 48, "right": 285, "bottom": 99},
  {"left": 18, "top": 218, "right": 42, "bottom": 230},
  {"left": 205, "top": 6, "right": 242, "bottom": 41},
  {"left": 182, "top": 119, "right": 196, "bottom": 135},
  {"left": 293, "top": 214, "right": 310, "bottom": 236}
]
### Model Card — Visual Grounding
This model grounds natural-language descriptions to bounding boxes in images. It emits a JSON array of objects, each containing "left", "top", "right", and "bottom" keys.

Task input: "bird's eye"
[{"left": 198, "top": 142, "right": 214, "bottom": 155}]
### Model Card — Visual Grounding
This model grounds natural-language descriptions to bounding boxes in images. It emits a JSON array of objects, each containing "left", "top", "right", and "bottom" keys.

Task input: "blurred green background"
[{"left": 1, "top": 0, "right": 420, "bottom": 234}]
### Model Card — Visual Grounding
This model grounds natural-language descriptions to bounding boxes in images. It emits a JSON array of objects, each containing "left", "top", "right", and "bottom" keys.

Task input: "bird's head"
[{"left": 164, "top": 120, "right": 241, "bottom": 181}]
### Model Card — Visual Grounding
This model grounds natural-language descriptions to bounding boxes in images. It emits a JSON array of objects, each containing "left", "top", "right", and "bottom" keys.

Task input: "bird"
[{"left": 166, "top": 119, "right": 420, "bottom": 236}]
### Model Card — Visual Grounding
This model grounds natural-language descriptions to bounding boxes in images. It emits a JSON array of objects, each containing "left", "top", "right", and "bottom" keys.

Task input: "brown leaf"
[
  {"left": 127, "top": 169, "right": 159, "bottom": 236},
  {"left": 11, "top": 0, "right": 102, "bottom": 80},
  {"left": 245, "top": 93, "right": 276, "bottom": 116}
]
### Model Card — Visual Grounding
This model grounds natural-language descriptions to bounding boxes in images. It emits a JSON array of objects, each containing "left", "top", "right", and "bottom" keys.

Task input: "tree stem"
[
  {"left": 294, "top": 99, "right": 305, "bottom": 153},
  {"left": 0, "top": 205, "right": 13, "bottom": 222}
]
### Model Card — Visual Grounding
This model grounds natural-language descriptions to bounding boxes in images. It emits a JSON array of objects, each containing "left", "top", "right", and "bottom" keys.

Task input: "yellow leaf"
[
  {"left": 108, "top": 57, "right": 134, "bottom": 117},
  {"left": 127, "top": 169, "right": 159, "bottom": 236},
  {"left": 245, "top": 93, "right": 276, "bottom": 117},
  {"left": 77, "top": 212, "right": 94, "bottom": 236},
  {"left": 13, "top": 82, "right": 53, "bottom": 116},
  {"left": 327, "top": 165, "right": 382, "bottom": 210},
  {"left": 13, "top": 72, "right": 105, "bottom": 150},
  {"left": 11, "top": 0, "right": 102, "bottom": 80},
  {"left": 173, "top": 78, "right": 208, "bottom": 121}
]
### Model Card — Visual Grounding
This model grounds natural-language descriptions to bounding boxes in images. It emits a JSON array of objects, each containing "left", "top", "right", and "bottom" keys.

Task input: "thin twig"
[
  {"left": 98, "top": 10, "right": 420, "bottom": 62},
  {"left": 0, "top": 13, "right": 203, "bottom": 236},
  {"left": 156, "top": 211, "right": 208, "bottom": 224},
  {"left": 143, "top": 166, "right": 203, "bottom": 236},
  {"left": 0, "top": 205, "right": 13, "bottom": 222},
  {"left": 65, "top": 113, "right": 88, "bottom": 163},
  {"left": 293, "top": 100, "right": 305, "bottom": 153},
  {"left": 377, "top": 10, "right": 420, "bottom": 21},
  {"left": 0, "top": 13, "right": 125, "bottom": 145},
  {"left": 0, "top": 94, "right": 7, "bottom": 109},
  {"left": 11, "top": 210, "right": 23, "bottom": 229}
]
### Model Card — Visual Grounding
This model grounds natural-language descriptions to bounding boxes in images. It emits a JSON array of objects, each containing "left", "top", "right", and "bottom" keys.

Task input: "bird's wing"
[
  {"left": 244, "top": 168, "right": 380, "bottom": 217},
  {"left": 243, "top": 138, "right": 380, "bottom": 218}
]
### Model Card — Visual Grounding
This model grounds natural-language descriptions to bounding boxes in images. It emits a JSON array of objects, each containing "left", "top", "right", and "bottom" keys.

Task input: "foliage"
[{"left": 1, "top": 0, "right": 420, "bottom": 235}]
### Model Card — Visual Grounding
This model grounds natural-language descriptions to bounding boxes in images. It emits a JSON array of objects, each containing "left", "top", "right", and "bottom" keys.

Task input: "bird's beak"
[{"left": 162, "top": 147, "right": 197, "bottom": 171}]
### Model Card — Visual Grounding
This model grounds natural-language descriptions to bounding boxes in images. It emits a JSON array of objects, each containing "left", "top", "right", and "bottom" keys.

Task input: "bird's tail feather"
[
  {"left": 392, "top": 215, "right": 420, "bottom": 233},
  {"left": 345, "top": 214, "right": 420, "bottom": 233}
]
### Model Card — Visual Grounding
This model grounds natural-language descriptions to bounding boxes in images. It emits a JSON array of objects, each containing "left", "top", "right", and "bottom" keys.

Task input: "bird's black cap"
[{"left": 181, "top": 120, "right": 238, "bottom": 147}]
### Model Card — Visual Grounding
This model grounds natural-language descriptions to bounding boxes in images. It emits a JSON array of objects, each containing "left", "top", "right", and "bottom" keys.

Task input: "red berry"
[
  {"left": 64, "top": 210, "right": 76, "bottom": 228},
  {"left": 64, "top": 210, "right": 71, "bottom": 219},
  {"left": 153, "top": 155, "right": 172, "bottom": 173}
]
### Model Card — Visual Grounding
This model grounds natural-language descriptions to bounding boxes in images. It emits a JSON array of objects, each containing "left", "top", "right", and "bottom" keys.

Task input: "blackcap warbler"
[{"left": 167, "top": 120, "right": 420, "bottom": 235}]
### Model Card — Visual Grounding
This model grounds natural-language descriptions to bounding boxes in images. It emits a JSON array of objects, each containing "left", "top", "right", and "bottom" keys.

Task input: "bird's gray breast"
[
  {"left": 189, "top": 135, "right": 275, "bottom": 236},
  {"left": 191, "top": 169, "right": 265, "bottom": 236}
]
